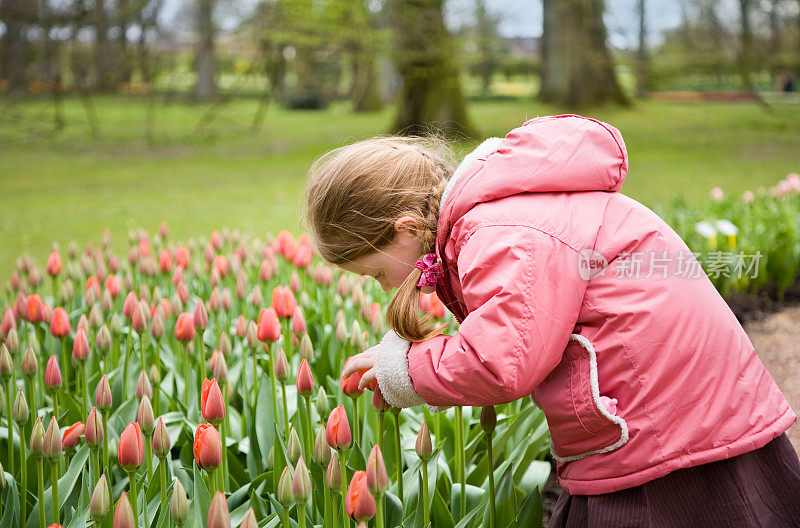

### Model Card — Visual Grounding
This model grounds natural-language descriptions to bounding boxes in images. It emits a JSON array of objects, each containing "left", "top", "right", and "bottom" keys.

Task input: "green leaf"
[
  {"left": 1, "top": 471, "right": 20, "bottom": 528},
  {"left": 431, "top": 489, "right": 455, "bottom": 528},
  {"left": 452, "top": 494, "right": 487, "bottom": 528},
  {"left": 383, "top": 491, "right": 404, "bottom": 528},
  {"left": 508, "top": 486, "right": 543, "bottom": 528},
  {"left": 191, "top": 462, "right": 211, "bottom": 528},
  {"left": 27, "top": 445, "right": 91, "bottom": 528},
  {"left": 488, "top": 464, "right": 516, "bottom": 528}
]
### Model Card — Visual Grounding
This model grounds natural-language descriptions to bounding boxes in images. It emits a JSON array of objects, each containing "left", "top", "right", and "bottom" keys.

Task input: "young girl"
[{"left": 304, "top": 114, "right": 800, "bottom": 526}]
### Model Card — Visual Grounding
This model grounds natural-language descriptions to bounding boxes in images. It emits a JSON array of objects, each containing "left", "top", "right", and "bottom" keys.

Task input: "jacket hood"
[{"left": 437, "top": 114, "right": 629, "bottom": 244}]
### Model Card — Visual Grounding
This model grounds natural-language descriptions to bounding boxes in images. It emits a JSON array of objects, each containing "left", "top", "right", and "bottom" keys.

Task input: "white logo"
[{"left": 578, "top": 249, "right": 607, "bottom": 280}]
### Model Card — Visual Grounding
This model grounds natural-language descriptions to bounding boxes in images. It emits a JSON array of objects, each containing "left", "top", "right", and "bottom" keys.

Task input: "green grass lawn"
[{"left": 1, "top": 94, "right": 798, "bottom": 283}]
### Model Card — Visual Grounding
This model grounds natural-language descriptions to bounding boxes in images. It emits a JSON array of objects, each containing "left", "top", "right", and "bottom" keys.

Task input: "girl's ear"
[{"left": 394, "top": 216, "right": 423, "bottom": 237}]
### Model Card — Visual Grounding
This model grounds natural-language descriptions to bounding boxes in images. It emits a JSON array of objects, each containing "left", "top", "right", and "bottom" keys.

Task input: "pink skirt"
[{"left": 549, "top": 431, "right": 800, "bottom": 527}]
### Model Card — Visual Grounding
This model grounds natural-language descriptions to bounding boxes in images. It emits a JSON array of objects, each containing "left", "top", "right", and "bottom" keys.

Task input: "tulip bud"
[
  {"left": 170, "top": 478, "right": 189, "bottom": 526},
  {"left": 193, "top": 300, "right": 208, "bottom": 330},
  {"left": 217, "top": 332, "right": 231, "bottom": 356},
  {"left": 90, "top": 474, "right": 110, "bottom": 521},
  {"left": 212, "top": 353, "right": 228, "bottom": 383},
  {"left": 114, "top": 491, "right": 136, "bottom": 528},
  {"left": 96, "top": 325, "right": 111, "bottom": 354},
  {"left": 50, "top": 307, "right": 71, "bottom": 337},
  {"left": 118, "top": 422, "right": 145, "bottom": 471},
  {"left": 326, "top": 451, "right": 342, "bottom": 492},
  {"left": 137, "top": 395, "right": 155, "bottom": 435},
  {"left": 372, "top": 386, "right": 391, "bottom": 411},
  {"left": 296, "top": 359, "right": 314, "bottom": 397},
  {"left": 4, "top": 328, "right": 18, "bottom": 354},
  {"left": 292, "top": 456, "right": 312, "bottom": 504},
  {"left": 274, "top": 347, "right": 289, "bottom": 383},
  {"left": 193, "top": 423, "right": 222, "bottom": 469},
  {"left": 136, "top": 370, "right": 153, "bottom": 401},
  {"left": 415, "top": 421, "right": 432, "bottom": 461},
  {"left": 345, "top": 471, "right": 376, "bottom": 522},
  {"left": 249, "top": 285, "right": 263, "bottom": 309},
  {"left": 326, "top": 405, "right": 351, "bottom": 451},
  {"left": 150, "top": 311, "right": 164, "bottom": 339},
  {"left": 315, "top": 387, "right": 329, "bottom": 421},
  {"left": 85, "top": 407, "right": 104, "bottom": 448},
  {"left": 21, "top": 344, "right": 38, "bottom": 378},
  {"left": 349, "top": 320, "right": 363, "bottom": 349},
  {"left": 0, "top": 309, "right": 15, "bottom": 341},
  {"left": 153, "top": 417, "right": 170, "bottom": 458},
  {"left": 27, "top": 331, "right": 40, "bottom": 356},
  {"left": 235, "top": 316, "right": 247, "bottom": 339},
  {"left": 174, "top": 312, "right": 195, "bottom": 343},
  {"left": 0, "top": 344, "right": 11, "bottom": 380},
  {"left": 43, "top": 416, "right": 62, "bottom": 461},
  {"left": 95, "top": 374, "right": 112, "bottom": 411},
  {"left": 72, "top": 327, "right": 90, "bottom": 362},
  {"left": 88, "top": 303, "right": 103, "bottom": 329},
  {"left": 30, "top": 418, "right": 45, "bottom": 457},
  {"left": 149, "top": 364, "right": 161, "bottom": 386},
  {"left": 256, "top": 307, "right": 280, "bottom": 343},
  {"left": 334, "top": 318, "right": 347, "bottom": 343},
  {"left": 299, "top": 333, "right": 313, "bottom": 360},
  {"left": 206, "top": 492, "right": 230, "bottom": 528},
  {"left": 287, "top": 427, "right": 302, "bottom": 466},
  {"left": 13, "top": 388, "right": 28, "bottom": 425},
  {"left": 110, "top": 312, "right": 122, "bottom": 335},
  {"left": 277, "top": 466, "right": 294, "bottom": 508},
  {"left": 201, "top": 378, "right": 226, "bottom": 425},
  {"left": 340, "top": 358, "right": 365, "bottom": 397},
  {"left": 480, "top": 406, "right": 497, "bottom": 435},
  {"left": 313, "top": 424, "right": 331, "bottom": 466},
  {"left": 366, "top": 445, "right": 388, "bottom": 497},
  {"left": 246, "top": 320, "right": 258, "bottom": 348},
  {"left": 239, "top": 508, "right": 257, "bottom": 528}
]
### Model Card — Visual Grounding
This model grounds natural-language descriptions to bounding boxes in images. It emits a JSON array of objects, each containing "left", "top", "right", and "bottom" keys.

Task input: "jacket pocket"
[{"left": 530, "top": 333, "right": 629, "bottom": 462}]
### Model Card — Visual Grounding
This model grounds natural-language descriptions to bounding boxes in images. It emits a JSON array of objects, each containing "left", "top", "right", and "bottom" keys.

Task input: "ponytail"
[{"left": 386, "top": 265, "right": 447, "bottom": 343}]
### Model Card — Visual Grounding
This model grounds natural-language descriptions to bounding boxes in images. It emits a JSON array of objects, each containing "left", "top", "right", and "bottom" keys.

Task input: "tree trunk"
[
  {"left": 389, "top": 0, "right": 476, "bottom": 138},
  {"left": 117, "top": 0, "right": 132, "bottom": 84},
  {"left": 193, "top": 0, "right": 217, "bottom": 101},
  {"left": 738, "top": 0, "right": 754, "bottom": 91},
  {"left": 538, "top": 0, "right": 629, "bottom": 107},
  {"left": 0, "top": 0, "right": 32, "bottom": 91},
  {"left": 635, "top": 0, "right": 648, "bottom": 98},
  {"left": 94, "top": 0, "right": 114, "bottom": 90}
]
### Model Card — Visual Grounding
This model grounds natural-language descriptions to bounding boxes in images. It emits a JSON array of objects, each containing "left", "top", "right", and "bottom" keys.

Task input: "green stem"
[
  {"left": 353, "top": 397, "right": 359, "bottom": 447},
  {"left": 128, "top": 470, "right": 138, "bottom": 528},
  {"left": 377, "top": 412, "right": 385, "bottom": 450},
  {"left": 82, "top": 361, "right": 88, "bottom": 413},
  {"left": 139, "top": 332, "right": 146, "bottom": 378},
  {"left": 19, "top": 437, "right": 26, "bottom": 528},
  {"left": 303, "top": 395, "right": 313, "bottom": 463},
  {"left": 92, "top": 448, "right": 100, "bottom": 487},
  {"left": 159, "top": 458, "right": 167, "bottom": 513},
  {"left": 222, "top": 385, "right": 229, "bottom": 493},
  {"left": 251, "top": 345, "right": 258, "bottom": 405},
  {"left": 51, "top": 462, "right": 59, "bottom": 526},
  {"left": 281, "top": 382, "right": 289, "bottom": 442},
  {"left": 331, "top": 493, "right": 338, "bottom": 528},
  {"left": 208, "top": 467, "right": 216, "bottom": 498},
  {"left": 37, "top": 459, "right": 44, "bottom": 528},
  {"left": 183, "top": 343, "right": 190, "bottom": 395},
  {"left": 298, "top": 503, "right": 306, "bottom": 528},
  {"left": 339, "top": 449, "right": 349, "bottom": 528},
  {"left": 393, "top": 410, "right": 403, "bottom": 505},
  {"left": 455, "top": 406, "right": 466, "bottom": 518},
  {"left": 52, "top": 390, "right": 59, "bottom": 421},
  {"left": 102, "top": 412, "right": 111, "bottom": 490},
  {"left": 145, "top": 434, "right": 153, "bottom": 484},
  {"left": 375, "top": 492, "right": 384, "bottom": 528},
  {"left": 323, "top": 486, "right": 330, "bottom": 528},
  {"left": 6, "top": 377, "right": 14, "bottom": 475},
  {"left": 124, "top": 335, "right": 131, "bottom": 395},
  {"left": 196, "top": 332, "right": 205, "bottom": 390},
  {"left": 282, "top": 509, "right": 290, "bottom": 528},
  {"left": 487, "top": 431, "right": 496, "bottom": 528},
  {"left": 421, "top": 461, "right": 429, "bottom": 527},
  {"left": 268, "top": 345, "right": 279, "bottom": 431}
]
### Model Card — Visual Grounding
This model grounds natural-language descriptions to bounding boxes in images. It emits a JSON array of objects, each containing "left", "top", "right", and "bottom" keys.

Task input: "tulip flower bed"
[{"left": 0, "top": 226, "right": 553, "bottom": 528}]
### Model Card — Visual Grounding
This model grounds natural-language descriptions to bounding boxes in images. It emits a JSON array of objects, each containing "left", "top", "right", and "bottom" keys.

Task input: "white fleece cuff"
[{"left": 373, "top": 330, "right": 426, "bottom": 408}]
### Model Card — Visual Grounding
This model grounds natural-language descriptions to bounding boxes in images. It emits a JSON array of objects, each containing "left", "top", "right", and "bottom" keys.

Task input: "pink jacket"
[{"left": 372, "top": 114, "right": 797, "bottom": 495}]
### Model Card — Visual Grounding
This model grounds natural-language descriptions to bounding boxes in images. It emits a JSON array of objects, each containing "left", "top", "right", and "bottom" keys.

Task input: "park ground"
[{"left": 1, "top": 95, "right": 799, "bottom": 281}]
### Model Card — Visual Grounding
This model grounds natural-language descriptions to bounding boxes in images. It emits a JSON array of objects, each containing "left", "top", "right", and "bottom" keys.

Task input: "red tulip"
[
  {"left": 256, "top": 307, "right": 281, "bottom": 342},
  {"left": 0, "top": 308, "right": 15, "bottom": 339},
  {"left": 325, "top": 405, "right": 351, "bottom": 451},
  {"left": 46, "top": 251, "right": 62, "bottom": 276},
  {"left": 291, "top": 306, "right": 306, "bottom": 335},
  {"left": 158, "top": 250, "right": 173, "bottom": 274},
  {"left": 293, "top": 242, "right": 313, "bottom": 268},
  {"left": 372, "top": 386, "right": 391, "bottom": 411},
  {"left": 45, "top": 355, "right": 62, "bottom": 390},
  {"left": 26, "top": 294, "right": 44, "bottom": 324},
  {"left": 175, "top": 246, "right": 190, "bottom": 269},
  {"left": 201, "top": 378, "right": 226, "bottom": 425},
  {"left": 85, "top": 276, "right": 101, "bottom": 303},
  {"left": 366, "top": 445, "right": 388, "bottom": 495},
  {"left": 174, "top": 312, "right": 195, "bottom": 343},
  {"left": 193, "top": 423, "right": 222, "bottom": 469},
  {"left": 62, "top": 421, "right": 84, "bottom": 449},
  {"left": 271, "top": 286, "right": 296, "bottom": 319},
  {"left": 296, "top": 359, "right": 314, "bottom": 397},
  {"left": 207, "top": 491, "right": 231, "bottom": 528},
  {"left": 345, "top": 471, "right": 375, "bottom": 522},
  {"left": 118, "top": 422, "right": 145, "bottom": 470},
  {"left": 193, "top": 300, "right": 209, "bottom": 330},
  {"left": 276, "top": 230, "right": 297, "bottom": 261},
  {"left": 341, "top": 358, "right": 366, "bottom": 396},
  {"left": 113, "top": 492, "right": 135, "bottom": 528},
  {"left": 104, "top": 274, "right": 120, "bottom": 297},
  {"left": 72, "top": 327, "right": 90, "bottom": 361},
  {"left": 50, "top": 307, "right": 71, "bottom": 337},
  {"left": 123, "top": 292, "right": 138, "bottom": 319},
  {"left": 132, "top": 302, "right": 147, "bottom": 332}
]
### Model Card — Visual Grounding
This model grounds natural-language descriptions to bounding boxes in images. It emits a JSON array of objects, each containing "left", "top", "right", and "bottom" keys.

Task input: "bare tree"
[
  {"left": 193, "top": 0, "right": 217, "bottom": 101},
  {"left": 738, "top": 0, "right": 754, "bottom": 90},
  {"left": 389, "top": 0, "right": 476, "bottom": 138},
  {"left": 94, "top": 0, "right": 114, "bottom": 90},
  {"left": 635, "top": 0, "right": 649, "bottom": 98},
  {"left": 539, "top": 0, "right": 629, "bottom": 107},
  {"left": 0, "top": 0, "right": 36, "bottom": 91}
]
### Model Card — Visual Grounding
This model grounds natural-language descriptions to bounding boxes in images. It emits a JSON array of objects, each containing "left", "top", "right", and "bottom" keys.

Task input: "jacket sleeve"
[{"left": 373, "top": 224, "right": 587, "bottom": 408}]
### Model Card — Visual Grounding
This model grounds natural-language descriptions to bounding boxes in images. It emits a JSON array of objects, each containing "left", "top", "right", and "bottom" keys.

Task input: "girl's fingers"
[
  {"left": 341, "top": 350, "right": 375, "bottom": 378},
  {"left": 358, "top": 368, "right": 376, "bottom": 391}
]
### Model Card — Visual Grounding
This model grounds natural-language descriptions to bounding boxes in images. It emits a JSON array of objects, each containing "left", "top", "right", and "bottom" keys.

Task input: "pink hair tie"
[{"left": 415, "top": 253, "right": 441, "bottom": 288}]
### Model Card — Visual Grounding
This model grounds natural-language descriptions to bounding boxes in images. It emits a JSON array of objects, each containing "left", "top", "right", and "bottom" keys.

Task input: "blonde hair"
[{"left": 303, "top": 135, "right": 455, "bottom": 342}]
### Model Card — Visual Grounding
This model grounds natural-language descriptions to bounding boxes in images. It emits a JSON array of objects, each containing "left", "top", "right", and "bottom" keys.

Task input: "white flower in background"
[
  {"left": 715, "top": 220, "right": 739, "bottom": 237},
  {"left": 694, "top": 221, "right": 718, "bottom": 239}
]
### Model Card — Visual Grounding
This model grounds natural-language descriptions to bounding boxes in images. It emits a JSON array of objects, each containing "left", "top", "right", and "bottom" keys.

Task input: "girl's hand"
[{"left": 342, "top": 347, "right": 377, "bottom": 391}]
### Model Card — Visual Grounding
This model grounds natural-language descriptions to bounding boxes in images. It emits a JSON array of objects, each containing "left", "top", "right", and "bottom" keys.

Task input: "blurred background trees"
[{"left": 1, "top": 0, "right": 799, "bottom": 136}]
